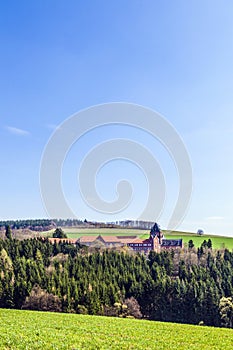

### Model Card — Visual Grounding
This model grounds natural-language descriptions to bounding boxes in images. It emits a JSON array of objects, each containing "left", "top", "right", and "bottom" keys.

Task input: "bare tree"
[{"left": 22, "top": 285, "right": 62, "bottom": 312}]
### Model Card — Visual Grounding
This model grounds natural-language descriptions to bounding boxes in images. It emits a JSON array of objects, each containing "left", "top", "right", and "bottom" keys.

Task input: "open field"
[
  {"left": 40, "top": 227, "right": 150, "bottom": 238},
  {"left": 0, "top": 309, "right": 233, "bottom": 350},
  {"left": 40, "top": 227, "right": 233, "bottom": 250},
  {"left": 64, "top": 227, "right": 149, "bottom": 236},
  {"left": 164, "top": 234, "right": 233, "bottom": 250},
  {"left": 140, "top": 231, "right": 233, "bottom": 250}
]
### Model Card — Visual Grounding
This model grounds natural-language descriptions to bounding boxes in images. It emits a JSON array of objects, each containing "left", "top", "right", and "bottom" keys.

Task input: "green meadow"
[
  {"left": 164, "top": 233, "right": 233, "bottom": 250},
  {"left": 0, "top": 309, "right": 233, "bottom": 350}
]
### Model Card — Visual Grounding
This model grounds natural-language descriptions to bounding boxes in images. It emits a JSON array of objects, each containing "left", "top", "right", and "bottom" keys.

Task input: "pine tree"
[
  {"left": 188, "top": 239, "right": 195, "bottom": 249},
  {"left": 5, "top": 225, "right": 12, "bottom": 240},
  {"left": 53, "top": 228, "right": 67, "bottom": 238}
]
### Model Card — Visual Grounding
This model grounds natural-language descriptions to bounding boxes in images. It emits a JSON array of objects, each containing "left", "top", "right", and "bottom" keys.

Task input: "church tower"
[{"left": 150, "top": 223, "right": 163, "bottom": 251}]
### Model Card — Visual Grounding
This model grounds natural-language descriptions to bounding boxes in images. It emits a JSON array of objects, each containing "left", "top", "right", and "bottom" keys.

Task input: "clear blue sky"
[{"left": 1, "top": 1, "right": 233, "bottom": 236}]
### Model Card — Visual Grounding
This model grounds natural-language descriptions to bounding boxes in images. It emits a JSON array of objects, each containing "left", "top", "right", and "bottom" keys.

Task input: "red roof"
[
  {"left": 77, "top": 235, "right": 154, "bottom": 246},
  {"left": 100, "top": 236, "right": 121, "bottom": 243},
  {"left": 78, "top": 236, "right": 98, "bottom": 243},
  {"left": 78, "top": 235, "right": 140, "bottom": 245},
  {"left": 116, "top": 236, "right": 138, "bottom": 239},
  {"left": 128, "top": 238, "right": 144, "bottom": 244},
  {"left": 118, "top": 238, "right": 138, "bottom": 244},
  {"left": 142, "top": 238, "right": 152, "bottom": 244},
  {"left": 126, "top": 238, "right": 153, "bottom": 245}
]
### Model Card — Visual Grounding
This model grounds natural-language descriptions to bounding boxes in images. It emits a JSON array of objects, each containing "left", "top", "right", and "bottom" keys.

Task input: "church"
[{"left": 126, "top": 223, "right": 183, "bottom": 253}]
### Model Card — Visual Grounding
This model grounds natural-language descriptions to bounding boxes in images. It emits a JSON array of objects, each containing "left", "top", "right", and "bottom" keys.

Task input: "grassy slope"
[
  {"left": 41, "top": 227, "right": 233, "bottom": 250},
  {"left": 0, "top": 309, "right": 233, "bottom": 350},
  {"left": 164, "top": 234, "right": 233, "bottom": 250}
]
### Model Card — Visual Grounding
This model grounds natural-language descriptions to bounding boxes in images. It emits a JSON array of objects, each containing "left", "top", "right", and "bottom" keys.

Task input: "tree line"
[
  {"left": 0, "top": 219, "right": 84, "bottom": 231},
  {"left": 0, "top": 229, "right": 233, "bottom": 327}
]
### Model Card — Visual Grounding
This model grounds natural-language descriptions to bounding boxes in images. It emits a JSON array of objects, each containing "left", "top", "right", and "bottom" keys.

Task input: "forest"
[
  {"left": 0, "top": 219, "right": 84, "bottom": 231},
  {"left": 0, "top": 228, "right": 233, "bottom": 328}
]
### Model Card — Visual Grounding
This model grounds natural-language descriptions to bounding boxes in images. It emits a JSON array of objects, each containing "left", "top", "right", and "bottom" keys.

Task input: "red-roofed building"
[{"left": 77, "top": 236, "right": 98, "bottom": 246}]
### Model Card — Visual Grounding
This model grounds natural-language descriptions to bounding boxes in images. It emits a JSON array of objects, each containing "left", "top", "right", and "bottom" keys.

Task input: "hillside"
[
  {"left": 0, "top": 309, "right": 232, "bottom": 350},
  {"left": 1, "top": 221, "right": 233, "bottom": 250},
  {"left": 1, "top": 233, "right": 233, "bottom": 328}
]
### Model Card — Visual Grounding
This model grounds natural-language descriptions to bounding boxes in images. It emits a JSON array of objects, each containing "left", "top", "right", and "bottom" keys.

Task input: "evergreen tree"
[
  {"left": 5, "top": 225, "right": 12, "bottom": 240},
  {"left": 188, "top": 240, "right": 194, "bottom": 249},
  {"left": 53, "top": 228, "right": 67, "bottom": 238},
  {"left": 207, "top": 239, "right": 212, "bottom": 249}
]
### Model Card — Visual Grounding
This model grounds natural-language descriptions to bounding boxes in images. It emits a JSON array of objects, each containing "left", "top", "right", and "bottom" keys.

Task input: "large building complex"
[{"left": 76, "top": 223, "right": 183, "bottom": 253}]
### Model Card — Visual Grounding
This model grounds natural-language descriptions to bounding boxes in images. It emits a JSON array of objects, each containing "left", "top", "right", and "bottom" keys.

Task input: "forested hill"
[
  {"left": 0, "top": 219, "right": 156, "bottom": 230},
  {"left": 0, "top": 219, "right": 84, "bottom": 231},
  {"left": 0, "top": 219, "right": 119, "bottom": 231},
  {"left": 1, "top": 235, "right": 233, "bottom": 328}
]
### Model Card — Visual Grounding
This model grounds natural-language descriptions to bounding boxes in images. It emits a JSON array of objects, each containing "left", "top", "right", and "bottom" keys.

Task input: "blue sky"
[{"left": 1, "top": 1, "right": 233, "bottom": 235}]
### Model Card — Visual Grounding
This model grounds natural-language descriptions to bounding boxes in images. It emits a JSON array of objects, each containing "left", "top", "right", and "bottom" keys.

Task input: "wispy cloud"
[{"left": 5, "top": 126, "right": 30, "bottom": 136}]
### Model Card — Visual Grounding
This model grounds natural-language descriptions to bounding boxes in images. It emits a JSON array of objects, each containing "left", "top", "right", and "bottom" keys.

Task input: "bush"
[
  {"left": 77, "top": 304, "right": 88, "bottom": 314},
  {"left": 22, "top": 285, "right": 62, "bottom": 312}
]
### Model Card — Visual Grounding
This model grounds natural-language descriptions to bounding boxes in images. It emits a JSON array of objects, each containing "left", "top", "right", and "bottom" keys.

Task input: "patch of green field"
[
  {"left": 165, "top": 234, "right": 233, "bottom": 250},
  {"left": 63, "top": 227, "right": 149, "bottom": 238},
  {"left": 139, "top": 231, "right": 233, "bottom": 250},
  {"left": 0, "top": 309, "right": 232, "bottom": 350}
]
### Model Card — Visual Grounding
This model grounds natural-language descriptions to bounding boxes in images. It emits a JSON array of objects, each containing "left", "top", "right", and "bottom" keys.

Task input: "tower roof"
[{"left": 150, "top": 222, "right": 160, "bottom": 234}]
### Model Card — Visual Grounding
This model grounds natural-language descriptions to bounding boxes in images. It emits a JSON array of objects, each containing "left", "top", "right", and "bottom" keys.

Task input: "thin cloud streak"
[{"left": 5, "top": 126, "right": 30, "bottom": 136}]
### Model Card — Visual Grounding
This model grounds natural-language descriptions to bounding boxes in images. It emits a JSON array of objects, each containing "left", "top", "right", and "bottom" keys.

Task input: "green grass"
[
  {"left": 64, "top": 227, "right": 149, "bottom": 237},
  {"left": 41, "top": 228, "right": 150, "bottom": 238},
  {"left": 0, "top": 309, "right": 232, "bottom": 350},
  {"left": 139, "top": 231, "right": 233, "bottom": 250},
  {"left": 165, "top": 234, "right": 233, "bottom": 250}
]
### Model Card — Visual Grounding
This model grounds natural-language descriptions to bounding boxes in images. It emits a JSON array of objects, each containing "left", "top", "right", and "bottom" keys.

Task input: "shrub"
[{"left": 22, "top": 285, "right": 62, "bottom": 312}]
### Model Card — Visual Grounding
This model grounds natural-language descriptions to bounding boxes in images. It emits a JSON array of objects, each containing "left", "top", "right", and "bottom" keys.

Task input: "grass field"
[
  {"left": 0, "top": 309, "right": 233, "bottom": 350},
  {"left": 140, "top": 231, "right": 233, "bottom": 250},
  {"left": 64, "top": 227, "right": 149, "bottom": 237},
  {"left": 41, "top": 227, "right": 233, "bottom": 250},
  {"left": 164, "top": 234, "right": 233, "bottom": 250}
]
